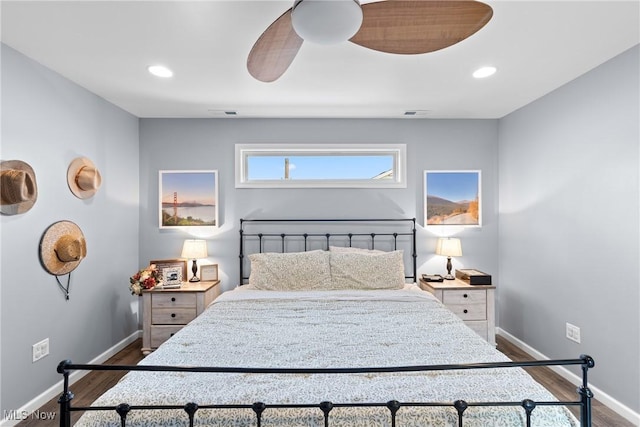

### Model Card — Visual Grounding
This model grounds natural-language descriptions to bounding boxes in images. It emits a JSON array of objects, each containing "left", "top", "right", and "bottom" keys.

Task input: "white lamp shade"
[
  {"left": 435, "top": 238, "right": 462, "bottom": 257},
  {"left": 181, "top": 239, "right": 208, "bottom": 259},
  {"left": 291, "top": 0, "right": 363, "bottom": 45}
]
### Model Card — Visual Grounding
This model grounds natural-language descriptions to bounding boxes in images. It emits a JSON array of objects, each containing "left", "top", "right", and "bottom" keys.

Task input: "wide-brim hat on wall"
[
  {"left": 67, "top": 157, "right": 102, "bottom": 199},
  {"left": 0, "top": 160, "right": 38, "bottom": 215},
  {"left": 40, "top": 221, "right": 87, "bottom": 275}
]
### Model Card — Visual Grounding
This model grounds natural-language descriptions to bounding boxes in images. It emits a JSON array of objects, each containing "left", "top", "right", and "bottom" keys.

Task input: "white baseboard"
[
  {"left": 0, "top": 330, "right": 142, "bottom": 427},
  {"left": 497, "top": 327, "right": 640, "bottom": 426}
]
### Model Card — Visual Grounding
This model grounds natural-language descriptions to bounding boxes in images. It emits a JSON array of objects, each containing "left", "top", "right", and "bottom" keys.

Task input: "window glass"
[{"left": 235, "top": 144, "right": 406, "bottom": 188}]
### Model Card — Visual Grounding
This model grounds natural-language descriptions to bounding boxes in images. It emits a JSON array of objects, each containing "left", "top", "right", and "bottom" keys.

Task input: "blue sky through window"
[{"left": 248, "top": 155, "right": 393, "bottom": 180}]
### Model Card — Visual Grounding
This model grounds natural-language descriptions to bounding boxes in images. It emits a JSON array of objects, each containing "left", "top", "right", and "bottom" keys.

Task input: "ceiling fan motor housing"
[{"left": 291, "top": 0, "right": 363, "bottom": 45}]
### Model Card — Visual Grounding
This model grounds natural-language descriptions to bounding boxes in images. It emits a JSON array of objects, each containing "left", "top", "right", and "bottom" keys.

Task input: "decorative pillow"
[
  {"left": 249, "top": 250, "right": 331, "bottom": 291},
  {"left": 329, "top": 245, "right": 384, "bottom": 254},
  {"left": 329, "top": 250, "right": 405, "bottom": 290}
]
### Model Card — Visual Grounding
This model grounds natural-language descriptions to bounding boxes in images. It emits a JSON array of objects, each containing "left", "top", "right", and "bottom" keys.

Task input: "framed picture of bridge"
[
  {"left": 159, "top": 170, "right": 218, "bottom": 228},
  {"left": 424, "top": 170, "right": 481, "bottom": 227}
]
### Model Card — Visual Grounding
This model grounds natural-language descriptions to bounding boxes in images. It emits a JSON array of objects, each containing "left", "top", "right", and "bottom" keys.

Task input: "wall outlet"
[
  {"left": 32, "top": 338, "right": 49, "bottom": 362},
  {"left": 565, "top": 323, "right": 581, "bottom": 344}
]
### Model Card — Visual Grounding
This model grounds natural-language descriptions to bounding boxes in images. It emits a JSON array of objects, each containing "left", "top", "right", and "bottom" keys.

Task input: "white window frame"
[{"left": 235, "top": 144, "right": 407, "bottom": 188}]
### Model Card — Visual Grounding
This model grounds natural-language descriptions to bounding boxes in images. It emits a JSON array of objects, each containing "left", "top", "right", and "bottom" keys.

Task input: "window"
[{"left": 235, "top": 144, "right": 406, "bottom": 188}]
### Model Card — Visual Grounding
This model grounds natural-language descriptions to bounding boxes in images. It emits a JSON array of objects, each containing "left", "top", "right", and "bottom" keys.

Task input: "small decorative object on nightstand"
[
  {"left": 435, "top": 237, "right": 462, "bottom": 280},
  {"left": 455, "top": 268, "right": 492, "bottom": 285},
  {"left": 141, "top": 280, "right": 221, "bottom": 354},
  {"left": 419, "top": 277, "right": 496, "bottom": 346},
  {"left": 181, "top": 239, "right": 208, "bottom": 282}
]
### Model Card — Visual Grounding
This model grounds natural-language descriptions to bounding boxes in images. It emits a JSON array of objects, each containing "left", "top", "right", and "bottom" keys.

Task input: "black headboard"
[{"left": 239, "top": 218, "right": 417, "bottom": 285}]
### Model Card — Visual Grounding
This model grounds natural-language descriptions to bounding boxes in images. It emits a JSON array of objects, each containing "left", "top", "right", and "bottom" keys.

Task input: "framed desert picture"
[
  {"left": 159, "top": 170, "right": 218, "bottom": 228},
  {"left": 424, "top": 170, "right": 481, "bottom": 227}
]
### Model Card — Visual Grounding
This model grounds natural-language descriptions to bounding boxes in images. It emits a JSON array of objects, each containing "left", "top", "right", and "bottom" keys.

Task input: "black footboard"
[{"left": 57, "top": 355, "right": 595, "bottom": 427}]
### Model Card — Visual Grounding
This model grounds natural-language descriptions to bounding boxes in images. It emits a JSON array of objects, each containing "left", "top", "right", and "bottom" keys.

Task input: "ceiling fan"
[{"left": 247, "top": 0, "right": 493, "bottom": 83}]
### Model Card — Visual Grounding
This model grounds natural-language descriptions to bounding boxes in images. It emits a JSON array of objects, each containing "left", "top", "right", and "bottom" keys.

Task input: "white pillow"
[
  {"left": 329, "top": 250, "right": 405, "bottom": 290},
  {"left": 249, "top": 250, "right": 331, "bottom": 291}
]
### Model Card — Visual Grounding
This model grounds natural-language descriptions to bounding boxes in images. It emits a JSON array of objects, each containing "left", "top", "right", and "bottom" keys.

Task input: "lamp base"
[
  {"left": 189, "top": 259, "right": 200, "bottom": 282},
  {"left": 445, "top": 256, "right": 455, "bottom": 280}
]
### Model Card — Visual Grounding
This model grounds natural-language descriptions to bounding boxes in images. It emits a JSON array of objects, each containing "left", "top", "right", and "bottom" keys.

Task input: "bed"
[{"left": 58, "top": 218, "right": 594, "bottom": 427}]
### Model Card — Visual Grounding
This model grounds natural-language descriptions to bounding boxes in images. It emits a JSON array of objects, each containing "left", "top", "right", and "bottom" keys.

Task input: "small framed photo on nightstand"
[
  {"left": 162, "top": 266, "right": 183, "bottom": 287},
  {"left": 200, "top": 264, "right": 218, "bottom": 281},
  {"left": 151, "top": 259, "right": 187, "bottom": 281}
]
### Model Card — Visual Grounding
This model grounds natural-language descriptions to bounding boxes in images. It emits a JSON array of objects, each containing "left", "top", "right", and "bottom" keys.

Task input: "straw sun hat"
[
  {"left": 67, "top": 157, "right": 102, "bottom": 199},
  {"left": 0, "top": 160, "right": 38, "bottom": 215},
  {"left": 40, "top": 221, "right": 87, "bottom": 276}
]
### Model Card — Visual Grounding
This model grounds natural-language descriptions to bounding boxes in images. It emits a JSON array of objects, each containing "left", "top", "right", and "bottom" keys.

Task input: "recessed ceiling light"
[
  {"left": 148, "top": 65, "right": 173, "bottom": 78},
  {"left": 473, "top": 66, "right": 497, "bottom": 79}
]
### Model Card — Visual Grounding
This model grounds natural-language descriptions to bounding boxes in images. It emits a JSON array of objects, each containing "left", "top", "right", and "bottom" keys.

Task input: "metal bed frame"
[
  {"left": 239, "top": 217, "right": 418, "bottom": 285},
  {"left": 56, "top": 218, "right": 595, "bottom": 427}
]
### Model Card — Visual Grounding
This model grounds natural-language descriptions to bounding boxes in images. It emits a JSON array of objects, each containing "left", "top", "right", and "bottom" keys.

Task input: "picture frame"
[
  {"left": 162, "top": 266, "right": 183, "bottom": 286},
  {"left": 424, "top": 170, "right": 481, "bottom": 227},
  {"left": 150, "top": 259, "right": 187, "bottom": 282},
  {"left": 200, "top": 263, "right": 219, "bottom": 281},
  {"left": 159, "top": 170, "right": 219, "bottom": 228}
]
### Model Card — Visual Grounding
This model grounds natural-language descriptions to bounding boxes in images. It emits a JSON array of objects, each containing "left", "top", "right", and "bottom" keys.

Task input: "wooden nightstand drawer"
[
  {"left": 446, "top": 302, "right": 486, "bottom": 321},
  {"left": 152, "top": 307, "right": 196, "bottom": 324},
  {"left": 464, "top": 320, "right": 488, "bottom": 340},
  {"left": 419, "top": 278, "right": 495, "bottom": 346},
  {"left": 142, "top": 280, "right": 221, "bottom": 355},
  {"left": 152, "top": 292, "right": 197, "bottom": 308},
  {"left": 150, "top": 325, "right": 183, "bottom": 347},
  {"left": 442, "top": 289, "right": 486, "bottom": 305}
]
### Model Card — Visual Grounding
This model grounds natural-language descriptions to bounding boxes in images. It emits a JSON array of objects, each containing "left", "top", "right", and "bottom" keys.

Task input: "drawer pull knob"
[
  {"left": 463, "top": 309, "right": 468, "bottom": 314},
  {"left": 171, "top": 313, "right": 176, "bottom": 318},
  {"left": 171, "top": 297, "right": 176, "bottom": 302},
  {"left": 463, "top": 294, "right": 468, "bottom": 298}
]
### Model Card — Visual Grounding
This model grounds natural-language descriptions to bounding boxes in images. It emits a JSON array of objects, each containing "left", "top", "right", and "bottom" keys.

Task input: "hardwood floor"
[
  {"left": 496, "top": 336, "right": 635, "bottom": 427},
  {"left": 16, "top": 339, "right": 144, "bottom": 427},
  {"left": 17, "top": 336, "right": 634, "bottom": 427}
]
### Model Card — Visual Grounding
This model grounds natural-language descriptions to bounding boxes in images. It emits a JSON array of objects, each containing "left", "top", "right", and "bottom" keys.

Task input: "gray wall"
[
  {"left": 0, "top": 45, "right": 140, "bottom": 413},
  {"left": 138, "top": 119, "right": 499, "bottom": 293},
  {"left": 498, "top": 45, "right": 640, "bottom": 412}
]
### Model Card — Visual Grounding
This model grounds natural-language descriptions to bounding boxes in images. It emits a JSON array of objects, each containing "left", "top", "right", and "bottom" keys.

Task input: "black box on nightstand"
[{"left": 455, "top": 269, "right": 492, "bottom": 285}]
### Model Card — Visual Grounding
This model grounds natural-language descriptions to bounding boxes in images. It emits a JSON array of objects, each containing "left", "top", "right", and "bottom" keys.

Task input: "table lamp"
[
  {"left": 435, "top": 237, "right": 462, "bottom": 280},
  {"left": 181, "top": 239, "right": 208, "bottom": 282}
]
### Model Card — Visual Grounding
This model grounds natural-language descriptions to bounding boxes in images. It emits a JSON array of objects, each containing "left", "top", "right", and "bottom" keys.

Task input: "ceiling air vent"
[
  {"left": 403, "top": 110, "right": 430, "bottom": 117},
  {"left": 207, "top": 110, "right": 238, "bottom": 117}
]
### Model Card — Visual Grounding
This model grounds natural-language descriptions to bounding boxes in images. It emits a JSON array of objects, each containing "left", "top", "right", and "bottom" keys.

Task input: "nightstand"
[
  {"left": 141, "top": 280, "right": 220, "bottom": 354},
  {"left": 419, "top": 278, "right": 496, "bottom": 346}
]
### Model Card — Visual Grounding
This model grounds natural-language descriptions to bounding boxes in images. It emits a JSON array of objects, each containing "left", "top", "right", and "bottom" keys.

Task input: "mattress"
[{"left": 75, "top": 284, "right": 579, "bottom": 426}]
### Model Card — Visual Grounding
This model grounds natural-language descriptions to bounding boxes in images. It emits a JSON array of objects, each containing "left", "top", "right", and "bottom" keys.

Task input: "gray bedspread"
[{"left": 75, "top": 285, "right": 579, "bottom": 426}]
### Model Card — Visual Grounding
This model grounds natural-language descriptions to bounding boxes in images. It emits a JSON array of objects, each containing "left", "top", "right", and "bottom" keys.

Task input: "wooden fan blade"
[
  {"left": 350, "top": 0, "right": 493, "bottom": 54},
  {"left": 247, "top": 8, "right": 303, "bottom": 82}
]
